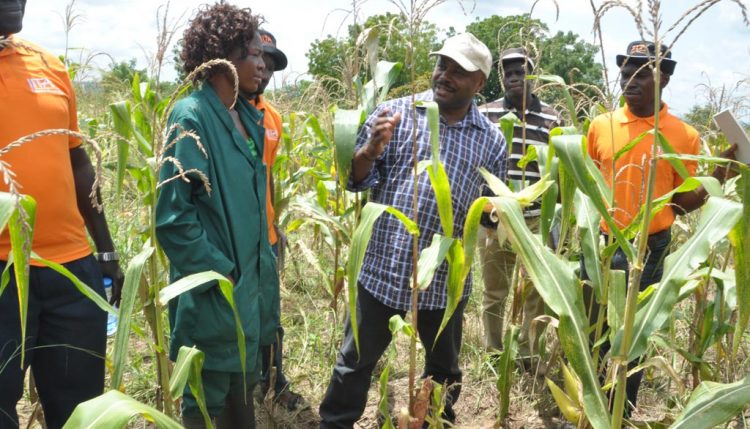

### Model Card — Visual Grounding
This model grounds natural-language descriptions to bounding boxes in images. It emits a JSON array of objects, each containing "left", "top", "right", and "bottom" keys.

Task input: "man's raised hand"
[{"left": 361, "top": 109, "right": 402, "bottom": 161}]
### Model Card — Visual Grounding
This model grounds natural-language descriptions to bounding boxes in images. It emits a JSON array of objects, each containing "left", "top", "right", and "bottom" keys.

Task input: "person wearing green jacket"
[{"left": 155, "top": 4, "right": 277, "bottom": 429}]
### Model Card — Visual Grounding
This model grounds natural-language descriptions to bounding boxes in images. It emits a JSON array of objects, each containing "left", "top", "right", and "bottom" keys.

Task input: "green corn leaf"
[
  {"left": 388, "top": 315, "right": 415, "bottom": 339},
  {"left": 516, "top": 175, "right": 555, "bottom": 208},
  {"left": 622, "top": 176, "right": 722, "bottom": 239},
  {"left": 478, "top": 167, "right": 514, "bottom": 197},
  {"left": 360, "top": 27, "right": 380, "bottom": 87},
  {"left": 62, "top": 390, "right": 182, "bottom": 429},
  {"left": 478, "top": 168, "right": 553, "bottom": 207},
  {"left": 552, "top": 133, "right": 634, "bottom": 261},
  {"left": 373, "top": 61, "right": 403, "bottom": 105},
  {"left": 110, "top": 244, "right": 155, "bottom": 390},
  {"left": 0, "top": 192, "right": 17, "bottom": 236},
  {"left": 527, "top": 75, "right": 578, "bottom": 128},
  {"left": 496, "top": 324, "right": 520, "bottom": 419},
  {"left": 499, "top": 113, "right": 521, "bottom": 151},
  {"left": 425, "top": 162, "right": 454, "bottom": 237},
  {"left": 288, "top": 198, "right": 351, "bottom": 244},
  {"left": 606, "top": 270, "right": 626, "bottom": 343},
  {"left": 158, "top": 271, "right": 246, "bottom": 387},
  {"left": 131, "top": 72, "right": 142, "bottom": 103},
  {"left": 418, "top": 100, "right": 454, "bottom": 237},
  {"left": 359, "top": 60, "right": 403, "bottom": 113},
  {"left": 0, "top": 253, "right": 13, "bottom": 298},
  {"left": 489, "top": 195, "right": 610, "bottom": 429},
  {"left": 536, "top": 146, "right": 559, "bottom": 241},
  {"left": 333, "top": 108, "right": 365, "bottom": 188},
  {"left": 517, "top": 145, "right": 538, "bottom": 170},
  {"left": 547, "top": 377, "right": 582, "bottom": 425},
  {"left": 615, "top": 197, "right": 742, "bottom": 362},
  {"left": 435, "top": 197, "right": 488, "bottom": 342},
  {"left": 731, "top": 167, "right": 750, "bottom": 358},
  {"left": 670, "top": 375, "right": 750, "bottom": 429},
  {"left": 575, "top": 190, "right": 603, "bottom": 300},
  {"left": 169, "top": 346, "right": 213, "bottom": 429},
  {"left": 307, "top": 113, "right": 332, "bottom": 148},
  {"left": 347, "top": 203, "right": 418, "bottom": 355},
  {"left": 460, "top": 197, "right": 488, "bottom": 279},
  {"left": 217, "top": 276, "right": 248, "bottom": 394},
  {"left": 429, "top": 381, "right": 445, "bottom": 429},
  {"left": 30, "top": 253, "right": 115, "bottom": 316},
  {"left": 656, "top": 131, "right": 690, "bottom": 180},
  {"left": 110, "top": 101, "right": 132, "bottom": 196},
  {"left": 416, "top": 234, "right": 455, "bottom": 291},
  {"left": 378, "top": 364, "right": 394, "bottom": 429},
  {"left": 613, "top": 130, "right": 650, "bottom": 162},
  {"left": 9, "top": 195, "right": 36, "bottom": 368},
  {"left": 315, "top": 180, "right": 329, "bottom": 210},
  {"left": 557, "top": 162, "right": 576, "bottom": 250}
]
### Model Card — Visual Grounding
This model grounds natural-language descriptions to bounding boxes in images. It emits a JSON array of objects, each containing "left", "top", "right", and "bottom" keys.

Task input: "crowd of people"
[{"left": 0, "top": 0, "right": 744, "bottom": 428}]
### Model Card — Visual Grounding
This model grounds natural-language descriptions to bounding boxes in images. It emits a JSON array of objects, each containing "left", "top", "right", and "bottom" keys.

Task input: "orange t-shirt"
[
  {"left": 587, "top": 104, "right": 700, "bottom": 234},
  {"left": 251, "top": 96, "right": 282, "bottom": 245},
  {"left": 0, "top": 38, "right": 91, "bottom": 263}
]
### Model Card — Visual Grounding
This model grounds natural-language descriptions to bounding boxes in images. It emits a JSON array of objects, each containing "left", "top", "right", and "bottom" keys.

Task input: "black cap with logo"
[{"left": 258, "top": 29, "right": 287, "bottom": 72}]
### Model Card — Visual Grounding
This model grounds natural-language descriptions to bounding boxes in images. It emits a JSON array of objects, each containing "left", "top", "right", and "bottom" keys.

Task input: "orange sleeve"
[
  {"left": 267, "top": 111, "right": 282, "bottom": 167},
  {"left": 586, "top": 120, "right": 599, "bottom": 162},
  {"left": 674, "top": 129, "right": 701, "bottom": 186},
  {"left": 62, "top": 66, "right": 82, "bottom": 149}
]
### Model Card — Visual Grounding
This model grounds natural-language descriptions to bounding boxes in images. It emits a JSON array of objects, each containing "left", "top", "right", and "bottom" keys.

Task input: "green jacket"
[{"left": 155, "top": 83, "right": 279, "bottom": 374}]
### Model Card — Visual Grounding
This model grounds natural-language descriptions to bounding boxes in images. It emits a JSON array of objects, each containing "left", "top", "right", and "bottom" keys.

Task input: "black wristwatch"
[{"left": 96, "top": 251, "right": 119, "bottom": 262}]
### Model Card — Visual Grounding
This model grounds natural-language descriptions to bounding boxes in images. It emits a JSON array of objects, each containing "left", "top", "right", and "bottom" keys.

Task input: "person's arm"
[
  {"left": 70, "top": 147, "right": 124, "bottom": 304},
  {"left": 350, "top": 109, "right": 402, "bottom": 185},
  {"left": 672, "top": 144, "right": 739, "bottom": 214}
]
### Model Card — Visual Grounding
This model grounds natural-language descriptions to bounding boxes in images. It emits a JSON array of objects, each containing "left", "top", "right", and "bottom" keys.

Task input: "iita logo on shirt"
[
  {"left": 265, "top": 129, "right": 279, "bottom": 142},
  {"left": 27, "top": 77, "right": 65, "bottom": 95}
]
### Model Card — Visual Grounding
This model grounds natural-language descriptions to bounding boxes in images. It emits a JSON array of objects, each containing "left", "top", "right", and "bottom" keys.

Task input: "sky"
[{"left": 18, "top": 0, "right": 750, "bottom": 119}]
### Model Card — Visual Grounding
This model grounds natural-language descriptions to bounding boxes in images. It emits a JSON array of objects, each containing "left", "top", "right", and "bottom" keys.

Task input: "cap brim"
[
  {"left": 616, "top": 54, "right": 676, "bottom": 74},
  {"left": 500, "top": 53, "right": 535, "bottom": 70},
  {"left": 429, "top": 49, "right": 481, "bottom": 74},
  {"left": 263, "top": 46, "right": 288, "bottom": 71}
]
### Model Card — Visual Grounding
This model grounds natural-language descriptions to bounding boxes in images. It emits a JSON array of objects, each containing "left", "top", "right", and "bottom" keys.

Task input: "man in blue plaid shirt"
[{"left": 319, "top": 33, "right": 507, "bottom": 427}]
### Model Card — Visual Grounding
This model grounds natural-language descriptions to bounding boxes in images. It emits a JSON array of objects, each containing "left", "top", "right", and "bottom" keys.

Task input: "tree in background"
[
  {"left": 101, "top": 59, "right": 147, "bottom": 89},
  {"left": 306, "top": 12, "right": 440, "bottom": 101},
  {"left": 306, "top": 13, "right": 603, "bottom": 110}
]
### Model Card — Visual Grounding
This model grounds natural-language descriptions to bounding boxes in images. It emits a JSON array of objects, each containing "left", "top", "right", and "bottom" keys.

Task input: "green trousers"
[{"left": 182, "top": 369, "right": 255, "bottom": 425}]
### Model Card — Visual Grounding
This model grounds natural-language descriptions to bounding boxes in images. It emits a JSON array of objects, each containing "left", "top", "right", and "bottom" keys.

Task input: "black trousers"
[
  {"left": 319, "top": 284, "right": 466, "bottom": 429},
  {"left": 260, "top": 243, "right": 289, "bottom": 392},
  {"left": 0, "top": 255, "right": 106, "bottom": 429},
  {"left": 582, "top": 229, "right": 671, "bottom": 412}
]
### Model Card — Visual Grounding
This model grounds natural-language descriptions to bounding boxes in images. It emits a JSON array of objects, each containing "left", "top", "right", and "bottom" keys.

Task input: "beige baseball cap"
[{"left": 429, "top": 33, "right": 492, "bottom": 78}]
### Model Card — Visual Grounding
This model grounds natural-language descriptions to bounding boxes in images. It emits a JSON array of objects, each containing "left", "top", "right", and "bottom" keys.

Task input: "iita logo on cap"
[
  {"left": 260, "top": 34, "right": 274, "bottom": 46},
  {"left": 27, "top": 77, "right": 64, "bottom": 95},
  {"left": 629, "top": 43, "right": 650, "bottom": 55}
]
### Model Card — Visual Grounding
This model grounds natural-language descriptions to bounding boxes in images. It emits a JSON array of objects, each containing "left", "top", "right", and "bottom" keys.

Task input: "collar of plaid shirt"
[{"left": 348, "top": 90, "right": 508, "bottom": 310}]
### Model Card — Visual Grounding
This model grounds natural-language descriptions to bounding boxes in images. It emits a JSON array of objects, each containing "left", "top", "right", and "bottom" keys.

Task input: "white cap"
[
  {"left": 429, "top": 33, "right": 492, "bottom": 78},
  {"left": 500, "top": 47, "right": 536, "bottom": 70}
]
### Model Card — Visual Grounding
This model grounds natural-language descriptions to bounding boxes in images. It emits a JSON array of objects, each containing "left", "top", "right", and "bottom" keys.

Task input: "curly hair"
[{"left": 181, "top": 2, "right": 261, "bottom": 79}]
